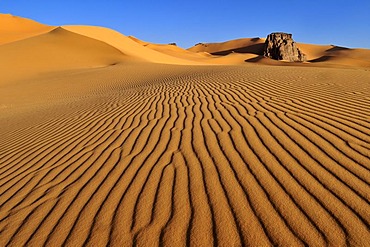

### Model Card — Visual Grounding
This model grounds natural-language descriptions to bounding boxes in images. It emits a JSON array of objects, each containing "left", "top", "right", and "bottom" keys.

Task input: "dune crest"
[
  {"left": 0, "top": 27, "right": 129, "bottom": 84},
  {"left": 0, "top": 13, "right": 55, "bottom": 45},
  {"left": 127, "top": 36, "right": 217, "bottom": 62},
  {"left": 63, "top": 25, "right": 207, "bottom": 65}
]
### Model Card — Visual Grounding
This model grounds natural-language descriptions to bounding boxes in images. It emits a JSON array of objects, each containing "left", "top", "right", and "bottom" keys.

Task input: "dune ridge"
[
  {"left": 0, "top": 26, "right": 130, "bottom": 84},
  {"left": 63, "top": 25, "right": 208, "bottom": 65},
  {"left": 0, "top": 14, "right": 55, "bottom": 45},
  {"left": 188, "top": 37, "right": 266, "bottom": 55},
  {"left": 1, "top": 14, "right": 370, "bottom": 246}
]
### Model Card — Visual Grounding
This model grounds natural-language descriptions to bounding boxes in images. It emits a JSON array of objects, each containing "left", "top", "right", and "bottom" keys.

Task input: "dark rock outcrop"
[
  {"left": 264, "top": 32, "right": 306, "bottom": 62},
  {"left": 195, "top": 43, "right": 208, "bottom": 47}
]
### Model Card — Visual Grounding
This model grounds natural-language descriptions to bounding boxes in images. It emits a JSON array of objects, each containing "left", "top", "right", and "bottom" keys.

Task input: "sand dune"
[
  {"left": 0, "top": 27, "right": 128, "bottom": 83},
  {"left": 128, "top": 36, "right": 218, "bottom": 62},
  {"left": 1, "top": 15, "right": 370, "bottom": 247},
  {"left": 295, "top": 43, "right": 333, "bottom": 60},
  {"left": 127, "top": 36, "right": 263, "bottom": 65},
  {"left": 0, "top": 14, "right": 54, "bottom": 45},
  {"left": 63, "top": 26, "right": 206, "bottom": 65},
  {"left": 188, "top": 37, "right": 370, "bottom": 68},
  {"left": 188, "top": 37, "right": 266, "bottom": 55}
]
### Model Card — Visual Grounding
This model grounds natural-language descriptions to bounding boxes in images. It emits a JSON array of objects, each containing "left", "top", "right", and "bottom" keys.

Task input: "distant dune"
[
  {"left": 128, "top": 36, "right": 216, "bottom": 61},
  {"left": 188, "top": 37, "right": 266, "bottom": 55},
  {"left": 188, "top": 37, "right": 370, "bottom": 68},
  {"left": 63, "top": 25, "right": 208, "bottom": 65},
  {"left": 1, "top": 14, "right": 370, "bottom": 247}
]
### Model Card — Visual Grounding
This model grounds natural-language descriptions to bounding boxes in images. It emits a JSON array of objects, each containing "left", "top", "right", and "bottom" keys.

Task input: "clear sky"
[{"left": 1, "top": 0, "right": 370, "bottom": 49}]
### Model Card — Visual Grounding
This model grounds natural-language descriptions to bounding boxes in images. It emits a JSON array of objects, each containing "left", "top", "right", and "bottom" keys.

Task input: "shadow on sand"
[{"left": 211, "top": 43, "right": 265, "bottom": 56}]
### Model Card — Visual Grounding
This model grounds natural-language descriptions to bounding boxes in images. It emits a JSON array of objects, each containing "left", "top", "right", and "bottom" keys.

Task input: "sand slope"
[
  {"left": 188, "top": 37, "right": 266, "bottom": 55},
  {"left": 63, "top": 26, "right": 206, "bottom": 65},
  {"left": 0, "top": 14, "right": 54, "bottom": 45},
  {"left": 128, "top": 36, "right": 217, "bottom": 62},
  {"left": 188, "top": 38, "right": 370, "bottom": 68},
  {"left": 0, "top": 27, "right": 128, "bottom": 83},
  {"left": 1, "top": 15, "right": 370, "bottom": 247}
]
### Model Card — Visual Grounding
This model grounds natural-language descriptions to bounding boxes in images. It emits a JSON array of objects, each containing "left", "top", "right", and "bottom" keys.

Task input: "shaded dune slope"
[{"left": 1, "top": 63, "right": 370, "bottom": 246}]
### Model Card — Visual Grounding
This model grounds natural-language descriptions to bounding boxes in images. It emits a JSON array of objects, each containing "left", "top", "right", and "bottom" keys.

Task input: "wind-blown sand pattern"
[
  {"left": 1, "top": 14, "right": 370, "bottom": 247},
  {"left": 1, "top": 63, "right": 370, "bottom": 246}
]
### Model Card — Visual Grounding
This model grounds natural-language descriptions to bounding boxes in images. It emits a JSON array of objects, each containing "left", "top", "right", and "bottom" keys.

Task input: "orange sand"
[{"left": 1, "top": 14, "right": 370, "bottom": 246}]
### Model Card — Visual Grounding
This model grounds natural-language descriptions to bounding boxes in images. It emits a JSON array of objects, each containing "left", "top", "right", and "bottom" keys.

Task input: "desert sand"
[{"left": 1, "top": 14, "right": 370, "bottom": 246}]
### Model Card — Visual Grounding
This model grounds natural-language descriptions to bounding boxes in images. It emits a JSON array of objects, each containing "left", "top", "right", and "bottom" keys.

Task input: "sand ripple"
[{"left": 1, "top": 64, "right": 370, "bottom": 246}]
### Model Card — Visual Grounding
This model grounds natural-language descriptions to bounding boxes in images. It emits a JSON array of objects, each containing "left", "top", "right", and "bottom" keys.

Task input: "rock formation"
[{"left": 264, "top": 32, "right": 306, "bottom": 62}]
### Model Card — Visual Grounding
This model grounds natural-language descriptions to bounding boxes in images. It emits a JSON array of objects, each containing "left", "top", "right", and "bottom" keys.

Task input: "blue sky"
[{"left": 1, "top": 0, "right": 369, "bottom": 49}]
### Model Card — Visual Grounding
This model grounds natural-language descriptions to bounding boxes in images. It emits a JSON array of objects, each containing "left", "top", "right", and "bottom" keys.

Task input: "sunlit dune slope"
[
  {"left": 128, "top": 36, "right": 264, "bottom": 65},
  {"left": 0, "top": 13, "right": 54, "bottom": 45},
  {"left": 301, "top": 45, "right": 370, "bottom": 68},
  {"left": 128, "top": 36, "right": 216, "bottom": 62},
  {"left": 0, "top": 27, "right": 128, "bottom": 83},
  {"left": 295, "top": 43, "right": 332, "bottom": 60},
  {"left": 188, "top": 37, "right": 266, "bottom": 56},
  {"left": 63, "top": 26, "right": 206, "bottom": 65}
]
